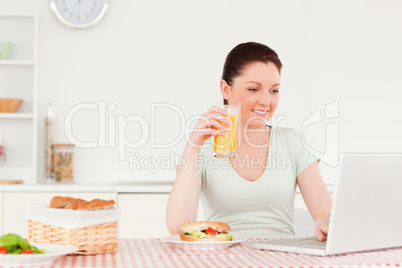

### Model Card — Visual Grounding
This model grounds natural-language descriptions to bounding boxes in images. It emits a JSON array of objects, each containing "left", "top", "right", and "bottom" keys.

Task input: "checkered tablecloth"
[{"left": 3, "top": 238, "right": 402, "bottom": 268}]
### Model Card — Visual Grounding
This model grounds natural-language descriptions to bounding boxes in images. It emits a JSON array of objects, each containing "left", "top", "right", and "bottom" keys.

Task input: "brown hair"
[{"left": 222, "top": 42, "right": 282, "bottom": 105}]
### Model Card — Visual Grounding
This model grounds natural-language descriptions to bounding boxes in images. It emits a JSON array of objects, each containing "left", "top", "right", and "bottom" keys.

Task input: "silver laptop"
[{"left": 252, "top": 153, "right": 402, "bottom": 255}]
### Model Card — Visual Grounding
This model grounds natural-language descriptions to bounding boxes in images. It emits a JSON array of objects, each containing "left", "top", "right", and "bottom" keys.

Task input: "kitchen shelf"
[
  {"left": 0, "top": 167, "right": 32, "bottom": 172},
  {"left": 0, "top": 113, "right": 34, "bottom": 119},
  {"left": 0, "top": 60, "right": 34, "bottom": 66},
  {"left": 0, "top": 167, "right": 33, "bottom": 182},
  {"left": 0, "top": 14, "right": 38, "bottom": 183}
]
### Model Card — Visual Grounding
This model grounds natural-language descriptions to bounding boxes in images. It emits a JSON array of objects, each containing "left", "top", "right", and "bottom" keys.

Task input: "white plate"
[
  {"left": 161, "top": 235, "right": 247, "bottom": 249},
  {"left": 0, "top": 243, "right": 78, "bottom": 266}
]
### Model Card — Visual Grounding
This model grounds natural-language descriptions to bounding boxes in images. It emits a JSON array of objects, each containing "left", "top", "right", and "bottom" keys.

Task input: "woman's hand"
[
  {"left": 314, "top": 216, "right": 330, "bottom": 242},
  {"left": 189, "top": 106, "right": 232, "bottom": 148},
  {"left": 167, "top": 106, "right": 232, "bottom": 234}
]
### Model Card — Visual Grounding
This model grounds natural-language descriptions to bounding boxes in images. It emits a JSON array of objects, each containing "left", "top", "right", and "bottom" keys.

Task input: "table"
[{"left": 2, "top": 238, "right": 402, "bottom": 268}]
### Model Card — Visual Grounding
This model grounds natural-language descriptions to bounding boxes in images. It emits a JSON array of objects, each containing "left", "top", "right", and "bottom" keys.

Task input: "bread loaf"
[{"left": 49, "top": 196, "right": 115, "bottom": 210}]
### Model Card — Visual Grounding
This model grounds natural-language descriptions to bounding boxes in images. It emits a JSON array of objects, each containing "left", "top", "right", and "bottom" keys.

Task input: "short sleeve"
[{"left": 293, "top": 130, "right": 320, "bottom": 177}]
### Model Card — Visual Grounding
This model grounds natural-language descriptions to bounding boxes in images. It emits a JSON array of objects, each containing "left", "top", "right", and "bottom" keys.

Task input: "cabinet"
[
  {"left": 117, "top": 194, "right": 170, "bottom": 239},
  {"left": 2, "top": 192, "right": 117, "bottom": 238},
  {"left": 117, "top": 194, "right": 204, "bottom": 238},
  {"left": 0, "top": 15, "right": 38, "bottom": 183}
]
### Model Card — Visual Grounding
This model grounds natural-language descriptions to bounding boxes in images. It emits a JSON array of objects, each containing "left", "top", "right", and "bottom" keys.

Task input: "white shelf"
[
  {"left": 0, "top": 60, "right": 34, "bottom": 66},
  {"left": 0, "top": 14, "right": 37, "bottom": 184},
  {"left": 0, "top": 167, "right": 32, "bottom": 172},
  {"left": 0, "top": 167, "right": 33, "bottom": 182},
  {"left": 0, "top": 113, "right": 33, "bottom": 119}
]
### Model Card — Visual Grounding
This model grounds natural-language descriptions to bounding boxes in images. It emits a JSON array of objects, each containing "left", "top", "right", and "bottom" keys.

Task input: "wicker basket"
[{"left": 28, "top": 220, "right": 118, "bottom": 255}]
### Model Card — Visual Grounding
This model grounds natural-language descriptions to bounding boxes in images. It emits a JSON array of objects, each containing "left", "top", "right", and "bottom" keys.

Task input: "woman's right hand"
[{"left": 189, "top": 106, "right": 232, "bottom": 148}]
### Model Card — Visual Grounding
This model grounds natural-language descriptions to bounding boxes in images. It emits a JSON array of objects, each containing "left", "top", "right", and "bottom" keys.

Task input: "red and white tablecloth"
[{"left": 3, "top": 238, "right": 402, "bottom": 268}]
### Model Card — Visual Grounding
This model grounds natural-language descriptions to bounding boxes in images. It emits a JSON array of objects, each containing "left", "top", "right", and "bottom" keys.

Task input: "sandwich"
[{"left": 180, "top": 221, "right": 233, "bottom": 242}]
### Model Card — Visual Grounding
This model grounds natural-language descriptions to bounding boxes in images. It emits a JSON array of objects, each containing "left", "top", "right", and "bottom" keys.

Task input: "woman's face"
[{"left": 221, "top": 61, "right": 281, "bottom": 129}]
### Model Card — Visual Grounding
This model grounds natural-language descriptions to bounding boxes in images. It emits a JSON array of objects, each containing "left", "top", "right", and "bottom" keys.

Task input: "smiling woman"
[
  {"left": 166, "top": 42, "right": 332, "bottom": 241},
  {"left": 221, "top": 61, "right": 281, "bottom": 129}
]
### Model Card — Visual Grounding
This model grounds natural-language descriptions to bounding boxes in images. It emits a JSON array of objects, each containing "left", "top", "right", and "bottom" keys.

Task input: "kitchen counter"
[
  {"left": 0, "top": 181, "right": 334, "bottom": 193},
  {"left": 0, "top": 181, "right": 174, "bottom": 193}
]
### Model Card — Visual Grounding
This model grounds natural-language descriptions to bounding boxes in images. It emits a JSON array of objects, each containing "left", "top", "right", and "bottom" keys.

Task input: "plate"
[
  {"left": 0, "top": 243, "right": 78, "bottom": 266},
  {"left": 161, "top": 235, "right": 247, "bottom": 249}
]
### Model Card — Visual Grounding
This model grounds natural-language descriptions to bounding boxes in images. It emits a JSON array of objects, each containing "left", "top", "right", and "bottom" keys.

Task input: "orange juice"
[{"left": 214, "top": 114, "right": 238, "bottom": 159}]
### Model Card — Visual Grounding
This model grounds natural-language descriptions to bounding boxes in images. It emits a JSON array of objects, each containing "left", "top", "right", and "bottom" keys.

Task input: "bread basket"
[
  {"left": 28, "top": 221, "right": 118, "bottom": 255},
  {"left": 25, "top": 205, "right": 120, "bottom": 255},
  {"left": 0, "top": 98, "right": 23, "bottom": 113}
]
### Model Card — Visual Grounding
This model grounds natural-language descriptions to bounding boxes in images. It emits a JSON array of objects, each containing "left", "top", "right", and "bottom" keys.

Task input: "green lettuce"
[{"left": 0, "top": 233, "right": 44, "bottom": 254}]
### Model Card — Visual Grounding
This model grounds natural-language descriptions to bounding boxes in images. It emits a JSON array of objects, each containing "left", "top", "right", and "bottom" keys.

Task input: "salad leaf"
[
  {"left": 9, "top": 248, "right": 23, "bottom": 254},
  {"left": 0, "top": 233, "right": 44, "bottom": 254}
]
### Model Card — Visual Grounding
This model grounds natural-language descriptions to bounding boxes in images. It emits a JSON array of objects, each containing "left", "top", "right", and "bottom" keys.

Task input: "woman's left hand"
[{"left": 314, "top": 216, "right": 330, "bottom": 242}]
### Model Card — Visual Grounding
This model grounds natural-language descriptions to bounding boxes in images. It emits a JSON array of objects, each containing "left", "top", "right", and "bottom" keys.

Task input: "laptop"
[{"left": 252, "top": 153, "right": 402, "bottom": 255}]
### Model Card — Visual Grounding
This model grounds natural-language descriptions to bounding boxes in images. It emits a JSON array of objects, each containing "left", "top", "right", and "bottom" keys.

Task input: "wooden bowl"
[{"left": 0, "top": 98, "right": 23, "bottom": 113}]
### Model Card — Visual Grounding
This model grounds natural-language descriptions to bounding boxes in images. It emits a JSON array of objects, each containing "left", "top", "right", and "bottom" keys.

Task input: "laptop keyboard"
[{"left": 296, "top": 239, "right": 326, "bottom": 249}]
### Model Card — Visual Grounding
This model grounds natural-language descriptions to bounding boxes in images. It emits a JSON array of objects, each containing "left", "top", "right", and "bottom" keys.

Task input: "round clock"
[{"left": 50, "top": 0, "right": 109, "bottom": 29}]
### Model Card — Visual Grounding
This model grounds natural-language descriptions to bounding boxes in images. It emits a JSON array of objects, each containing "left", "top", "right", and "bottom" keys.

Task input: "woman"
[{"left": 166, "top": 42, "right": 331, "bottom": 241}]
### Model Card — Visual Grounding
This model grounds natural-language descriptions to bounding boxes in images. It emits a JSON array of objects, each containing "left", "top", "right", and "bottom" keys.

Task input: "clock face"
[{"left": 51, "top": 0, "right": 109, "bottom": 28}]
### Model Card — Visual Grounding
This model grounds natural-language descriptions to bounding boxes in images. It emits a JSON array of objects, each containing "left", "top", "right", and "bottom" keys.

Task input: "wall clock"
[{"left": 50, "top": 0, "right": 109, "bottom": 29}]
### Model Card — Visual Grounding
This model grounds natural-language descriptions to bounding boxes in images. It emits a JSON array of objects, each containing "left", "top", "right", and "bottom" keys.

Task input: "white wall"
[{"left": 2, "top": 0, "right": 402, "bottom": 184}]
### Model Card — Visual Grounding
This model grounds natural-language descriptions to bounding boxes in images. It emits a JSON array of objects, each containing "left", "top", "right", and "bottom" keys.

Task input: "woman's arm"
[
  {"left": 166, "top": 144, "right": 203, "bottom": 235},
  {"left": 166, "top": 106, "right": 231, "bottom": 235},
  {"left": 296, "top": 161, "right": 332, "bottom": 241}
]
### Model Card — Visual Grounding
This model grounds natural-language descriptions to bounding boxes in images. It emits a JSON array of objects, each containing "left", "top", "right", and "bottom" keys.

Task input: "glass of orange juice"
[{"left": 213, "top": 105, "right": 239, "bottom": 159}]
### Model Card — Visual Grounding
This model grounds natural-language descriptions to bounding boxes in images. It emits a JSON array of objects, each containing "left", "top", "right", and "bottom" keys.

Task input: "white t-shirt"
[{"left": 195, "top": 127, "right": 318, "bottom": 239}]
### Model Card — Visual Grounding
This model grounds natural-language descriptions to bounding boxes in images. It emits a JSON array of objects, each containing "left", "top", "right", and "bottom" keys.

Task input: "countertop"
[
  {"left": 0, "top": 181, "right": 175, "bottom": 193},
  {"left": 0, "top": 181, "right": 334, "bottom": 193}
]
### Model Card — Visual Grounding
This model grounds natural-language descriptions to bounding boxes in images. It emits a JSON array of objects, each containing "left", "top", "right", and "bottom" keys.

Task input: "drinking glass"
[{"left": 213, "top": 105, "right": 238, "bottom": 159}]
